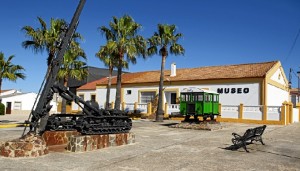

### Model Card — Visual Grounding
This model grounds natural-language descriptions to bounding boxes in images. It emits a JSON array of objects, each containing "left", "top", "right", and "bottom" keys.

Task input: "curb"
[{"left": 0, "top": 124, "right": 29, "bottom": 128}]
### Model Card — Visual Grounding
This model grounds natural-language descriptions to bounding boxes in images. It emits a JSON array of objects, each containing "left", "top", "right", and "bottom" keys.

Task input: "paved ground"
[{"left": 0, "top": 114, "right": 299, "bottom": 171}]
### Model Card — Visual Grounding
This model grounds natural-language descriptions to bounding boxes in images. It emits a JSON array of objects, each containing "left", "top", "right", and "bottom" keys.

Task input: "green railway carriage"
[{"left": 180, "top": 87, "right": 220, "bottom": 121}]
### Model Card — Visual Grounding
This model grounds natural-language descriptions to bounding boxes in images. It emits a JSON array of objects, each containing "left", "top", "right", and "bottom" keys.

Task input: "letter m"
[{"left": 217, "top": 88, "right": 223, "bottom": 94}]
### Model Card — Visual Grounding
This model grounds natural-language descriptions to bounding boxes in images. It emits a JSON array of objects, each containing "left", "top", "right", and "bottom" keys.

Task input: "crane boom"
[
  {"left": 30, "top": 0, "right": 86, "bottom": 133},
  {"left": 26, "top": 0, "right": 132, "bottom": 136}
]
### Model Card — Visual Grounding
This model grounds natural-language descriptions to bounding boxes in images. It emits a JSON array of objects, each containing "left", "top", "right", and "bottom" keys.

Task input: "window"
[
  {"left": 186, "top": 94, "right": 190, "bottom": 102},
  {"left": 127, "top": 90, "right": 132, "bottom": 95},
  {"left": 196, "top": 94, "right": 203, "bottom": 101},
  {"left": 190, "top": 94, "right": 195, "bottom": 102},
  {"left": 213, "top": 95, "right": 219, "bottom": 102},
  {"left": 205, "top": 94, "right": 211, "bottom": 102},
  {"left": 91, "top": 95, "right": 96, "bottom": 101},
  {"left": 181, "top": 94, "right": 186, "bottom": 102},
  {"left": 14, "top": 101, "right": 22, "bottom": 110},
  {"left": 79, "top": 94, "right": 84, "bottom": 100},
  {"left": 140, "top": 92, "right": 156, "bottom": 103}
]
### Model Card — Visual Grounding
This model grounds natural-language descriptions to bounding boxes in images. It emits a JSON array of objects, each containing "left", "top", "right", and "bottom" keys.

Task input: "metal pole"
[{"left": 297, "top": 71, "right": 300, "bottom": 104}]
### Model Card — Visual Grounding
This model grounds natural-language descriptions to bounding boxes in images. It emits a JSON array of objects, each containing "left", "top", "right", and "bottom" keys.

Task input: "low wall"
[{"left": 219, "top": 102, "right": 299, "bottom": 125}]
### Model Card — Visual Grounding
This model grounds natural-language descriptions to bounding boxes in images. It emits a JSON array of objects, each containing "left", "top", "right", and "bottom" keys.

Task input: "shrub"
[{"left": 0, "top": 103, "right": 5, "bottom": 115}]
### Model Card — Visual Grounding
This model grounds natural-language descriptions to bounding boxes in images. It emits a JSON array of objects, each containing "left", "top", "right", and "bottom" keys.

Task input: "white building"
[
  {"left": 0, "top": 90, "right": 58, "bottom": 115},
  {"left": 73, "top": 61, "right": 289, "bottom": 112}
]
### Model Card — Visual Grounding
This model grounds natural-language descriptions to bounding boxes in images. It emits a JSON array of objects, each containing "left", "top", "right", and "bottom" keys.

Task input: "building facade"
[
  {"left": 290, "top": 88, "right": 300, "bottom": 107},
  {"left": 73, "top": 61, "right": 290, "bottom": 112},
  {"left": 0, "top": 90, "right": 57, "bottom": 115}
]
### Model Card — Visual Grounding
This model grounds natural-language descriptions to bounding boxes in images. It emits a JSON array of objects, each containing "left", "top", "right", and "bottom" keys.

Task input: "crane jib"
[
  {"left": 26, "top": 0, "right": 132, "bottom": 136},
  {"left": 30, "top": 0, "right": 86, "bottom": 132}
]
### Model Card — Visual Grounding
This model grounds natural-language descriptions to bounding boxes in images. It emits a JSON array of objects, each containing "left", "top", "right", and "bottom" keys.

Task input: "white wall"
[
  {"left": 96, "top": 88, "right": 116, "bottom": 109},
  {"left": 293, "top": 108, "right": 299, "bottom": 123},
  {"left": 93, "top": 82, "right": 261, "bottom": 106},
  {"left": 267, "top": 84, "right": 289, "bottom": 106},
  {"left": 77, "top": 80, "right": 288, "bottom": 108},
  {"left": 1, "top": 93, "right": 57, "bottom": 114},
  {"left": 207, "top": 83, "right": 260, "bottom": 105},
  {"left": 72, "top": 90, "right": 95, "bottom": 110},
  {"left": 270, "top": 68, "right": 286, "bottom": 85}
]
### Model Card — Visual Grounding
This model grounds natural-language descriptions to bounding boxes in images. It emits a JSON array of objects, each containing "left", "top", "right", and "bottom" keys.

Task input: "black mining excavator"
[{"left": 23, "top": 0, "right": 132, "bottom": 136}]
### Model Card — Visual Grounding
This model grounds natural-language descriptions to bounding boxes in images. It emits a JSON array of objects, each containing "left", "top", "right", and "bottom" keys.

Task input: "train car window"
[
  {"left": 181, "top": 94, "right": 186, "bottom": 102},
  {"left": 185, "top": 94, "right": 189, "bottom": 102},
  {"left": 213, "top": 95, "right": 219, "bottom": 102},
  {"left": 204, "top": 94, "right": 208, "bottom": 102},
  {"left": 197, "top": 94, "right": 203, "bottom": 101},
  {"left": 191, "top": 95, "right": 195, "bottom": 102}
]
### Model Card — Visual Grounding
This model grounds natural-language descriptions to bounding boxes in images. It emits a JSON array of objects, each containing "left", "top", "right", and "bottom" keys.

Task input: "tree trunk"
[
  {"left": 105, "top": 67, "right": 113, "bottom": 109},
  {"left": 156, "top": 55, "right": 166, "bottom": 122},
  {"left": 47, "top": 51, "right": 55, "bottom": 66},
  {"left": 61, "top": 77, "right": 68, "bottom": 114},
  {"left": 0, "top": 78, "right": 2, "bottom": 103},
  {"left": 114, "top": 57, "right": 122, "bottom": 110}
]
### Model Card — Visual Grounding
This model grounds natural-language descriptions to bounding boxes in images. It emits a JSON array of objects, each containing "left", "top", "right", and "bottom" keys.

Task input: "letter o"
[{"left": 243, "top": 88, "right": 249, "bottom": 94}]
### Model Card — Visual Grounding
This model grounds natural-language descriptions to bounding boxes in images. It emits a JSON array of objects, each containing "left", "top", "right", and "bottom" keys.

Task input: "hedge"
[{"left": 0, "top": 102, "right": 5, "bottom": 115}]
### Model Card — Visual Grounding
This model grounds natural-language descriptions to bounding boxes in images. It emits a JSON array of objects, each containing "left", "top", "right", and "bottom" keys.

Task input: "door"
[
  {"left": 6, "top": 102, "right": 11, "bottom": 114},
  {"left": 171, "top": 93, "right": 177, "bottom": 104}
]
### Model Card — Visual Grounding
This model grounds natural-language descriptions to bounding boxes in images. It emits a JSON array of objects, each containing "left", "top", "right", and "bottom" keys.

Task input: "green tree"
[
  {"left": 147, "top": 24, "right": 185, "bottom": 122},
  {"left": 22, "top": 17, "right": 85, "bottom": 114},
  {"left": 22, "top": 17, "right": 83, "bottom": 66},
  {"left": 0, "top": 52, "right": 26, "bottom": 95},
  {"left": 57, "top": 42, "right": 87, "bottom": 113},
  {"left": 96, "top": 41, "right": 128, "bottom": 109},
  {"left": 100, "top": 15, "right": 147, "bottom": 110}
]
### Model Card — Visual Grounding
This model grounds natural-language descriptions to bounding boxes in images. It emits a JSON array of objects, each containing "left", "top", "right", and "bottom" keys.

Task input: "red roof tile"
[{"left": 78, "top": 61, "right": 278, "bottom": 90}]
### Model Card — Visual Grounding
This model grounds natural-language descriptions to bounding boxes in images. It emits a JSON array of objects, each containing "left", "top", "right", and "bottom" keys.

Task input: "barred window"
[
  {"left": 14, "top": 101, "right": 22, "bottom": 110},
  {"left": 140, "top": 92, "right": 156, "bottom": 103}
]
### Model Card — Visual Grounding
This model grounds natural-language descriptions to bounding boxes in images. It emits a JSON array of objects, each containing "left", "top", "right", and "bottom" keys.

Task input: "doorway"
[
  {"left": 171, "top": 93, "right": 177, "bottom": 104},
  {"left": 6, "top": 102, "right": 11, "bottom": 114}
]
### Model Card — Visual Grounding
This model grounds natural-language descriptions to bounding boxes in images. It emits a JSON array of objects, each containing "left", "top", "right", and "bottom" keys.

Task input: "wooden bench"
[{"left": 231, "top": 125, "right": 267, "bottom": 152}]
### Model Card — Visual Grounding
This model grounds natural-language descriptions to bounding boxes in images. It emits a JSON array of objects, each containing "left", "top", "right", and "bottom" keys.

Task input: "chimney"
[{"left": 171, "top": 63, "right": 176, "bottom": 77}]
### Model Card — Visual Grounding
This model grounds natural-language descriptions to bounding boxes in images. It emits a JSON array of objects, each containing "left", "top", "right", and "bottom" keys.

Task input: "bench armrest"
[{"left": 232, "top": 133, "right": 242, "bottom": 139}]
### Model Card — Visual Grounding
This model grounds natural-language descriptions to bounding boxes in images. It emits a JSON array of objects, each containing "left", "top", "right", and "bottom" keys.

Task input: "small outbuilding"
[{"left": 0, "top": 90, "right": 57, "bottom": 115}]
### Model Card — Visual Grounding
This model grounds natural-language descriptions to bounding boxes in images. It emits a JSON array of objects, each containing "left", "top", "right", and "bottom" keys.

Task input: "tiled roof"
[
  {"left": 0, "top": 90, "right": 12, "bottom": 93},
  {"left": 290, "top": 88, "right": 299, "bottom": 95},
  {"left": 77, "top": 77, "right": 109, "bottom": 90},
  {"left": 78, "top": 61, "right": 278, "bottom": 90}
]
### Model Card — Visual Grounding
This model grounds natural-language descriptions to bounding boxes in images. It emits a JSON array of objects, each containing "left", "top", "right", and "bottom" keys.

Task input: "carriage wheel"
[
  {"left": 184, "top": 115, "right": 190, "bottom": 122},
  {"left": 210, "top": 115, "right": 214, "bottom": 121},
  {"left": 194, "top": 115, "right": 199, "bottom": 122}
]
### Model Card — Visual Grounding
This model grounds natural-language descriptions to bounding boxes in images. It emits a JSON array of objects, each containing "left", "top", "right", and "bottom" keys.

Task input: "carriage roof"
[{"left": 181, "top": 87, "right": 219, "bottom": 94}]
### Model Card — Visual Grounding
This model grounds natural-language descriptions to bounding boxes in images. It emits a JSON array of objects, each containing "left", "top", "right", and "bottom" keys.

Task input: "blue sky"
[{"left": 1, "top": 0, "right": 300, "bottom": 93}]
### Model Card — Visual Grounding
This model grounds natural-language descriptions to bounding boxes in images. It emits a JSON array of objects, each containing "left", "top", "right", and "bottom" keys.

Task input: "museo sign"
[{"left": 217, "top": 88, "right": 250, "bottom": 94}]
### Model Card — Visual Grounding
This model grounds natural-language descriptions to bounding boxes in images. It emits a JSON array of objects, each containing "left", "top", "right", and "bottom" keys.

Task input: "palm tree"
[
  {"left": 22, "top": 17, "right": 85, "bottom": 114},
  {"left": 147, "top": 24, "right": 185, "bottom": 122},
  {"left": 96, "top": 41, "right": 128, "bottom": 109},
  {"left": 99, "top": 15, "right": 147, "bottom": 110},
  {"left": 57, "top": 42, "right": 87, "bottom": 113},
  {"left": 0, "top": 52, "right": 26, "bottom": 96},
  {"left": 96, "top": 41, "right": 117, "bottom": 109},
  {"left": 22, "top": 17, "right": 83, "bottom": 67}
]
